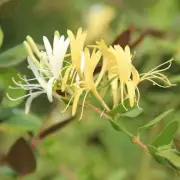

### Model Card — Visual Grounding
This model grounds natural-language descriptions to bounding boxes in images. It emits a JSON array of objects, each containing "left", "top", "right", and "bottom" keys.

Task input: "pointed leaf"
[
  {"left": 0, "top": 44, "right": 27, "bottom": 67},
  {"left": 4, "top": 109, "right": 42, "bottom": 131},
  {"left": 109, "top": 99, "right": 133, "bottom": 116},
  {"left": 0, "top": 43, "right": 43, "bottom": 67},
  {"left": 156, "top": 149, "right": 180, "bottom": 170},
  {"left": 109, "top": 119, "right": 134, "bottom": 138},
  {"left": 138, "top": 109, "right": 173, "bottom": 132},
  {"left": 121, "top": 108, "right": 143, "bottom": 118},
  {"left": 147, "top": 145, "right": 169, "bottom": 165},
  {"left": 152, "top": 121, "right": 178, "bottom": 148}
]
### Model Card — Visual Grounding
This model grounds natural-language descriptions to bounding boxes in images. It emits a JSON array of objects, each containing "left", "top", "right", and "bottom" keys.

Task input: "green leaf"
[
  {"left": 98, "top": 76, "right": 118, "bottom": 90},
  {"left": 156, "top": 149, "right": 180, "bottom": 170},
  {"left": 147, "top": 145, "right": 169, "bottom": 165},
  {"left": 0, "top": 108, "right": 13, "bottom": 122},
  {"left": 152, "top": 121, "right": 179, "bottom": 148},
  {"left": 138, "top": 109, "right": 173, "bottom": 132},
  {"left": 4, "top": 109, "right": 42, "bottom": 131},
  {"left": 0, "top": 27, "right": 3, "bottom": 49},
  {"left": 121, "top": 108, "right": 143, "bottom": 118},
  {"left": 109, "top": 99, "right": 142, "bottom": 118},
  {"left": 108, "top": 99, "right": 130, "bottom": 116},
  {"left": 0, "top": 44, "right": 27, "bottom": 67},
  {"left": 109, "top": 119, "right": 134, "bottom": 138}
]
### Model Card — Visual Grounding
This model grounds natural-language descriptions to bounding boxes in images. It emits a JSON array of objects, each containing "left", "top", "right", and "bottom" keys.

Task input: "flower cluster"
[{"left": 8, "top": 28, "right": 174, "bottom": 118}]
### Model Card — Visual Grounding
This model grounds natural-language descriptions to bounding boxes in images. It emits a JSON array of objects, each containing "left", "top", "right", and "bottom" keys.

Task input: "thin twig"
[{"left": 87, "top": 103, "right": 149, "bottom": 153}]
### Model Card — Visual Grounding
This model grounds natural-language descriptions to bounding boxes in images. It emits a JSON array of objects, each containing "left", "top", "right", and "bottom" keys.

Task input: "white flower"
[
  {"left": 7, "top": 57, "right": 53, "bottom": 114},
  {"left": 43, "top": 32, "right": 69, "bottom": 80}
]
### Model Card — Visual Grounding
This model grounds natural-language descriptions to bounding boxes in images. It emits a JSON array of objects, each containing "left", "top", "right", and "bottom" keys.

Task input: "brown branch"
[
  {"left": 37, "top": 116, "right": 75, "bottom": 140},
  {"left": 86, "top": 103, "right": 110, "bottom": 120},
  {"left": 31, "top": 115, "right": 75, "bottom": 149},
  {"left": 132, "top": 137, "right": 149, "bottom": 152},
  {"left": 87, "top": 103, "right": 149, "bottom": 153}
]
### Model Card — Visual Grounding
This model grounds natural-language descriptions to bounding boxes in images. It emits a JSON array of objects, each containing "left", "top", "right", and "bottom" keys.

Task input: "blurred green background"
[{"left": 0, "top": 0, "right": 180, "bottom": 179}]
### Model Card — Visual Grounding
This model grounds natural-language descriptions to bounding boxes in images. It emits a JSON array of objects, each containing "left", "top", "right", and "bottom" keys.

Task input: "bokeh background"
[{"left": 0, "top": 0, "right": 180, "bottom": 179}]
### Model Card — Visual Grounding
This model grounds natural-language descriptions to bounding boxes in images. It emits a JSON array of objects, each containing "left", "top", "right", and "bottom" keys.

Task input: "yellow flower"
[
  {"left": 64, "top": 47, "right": 110, "bottom": 119},
  {"left": 83, "top": 48, "right": 110, "bottom": 111},
  {"left": 67, "top": 28, "right": 87, "bottom": 75},
  {"left": 108, "top": 45, "right": 139, "bottom": 108},
  {"left": 96, "top": 40, "right": 119, "bottom": 107}
]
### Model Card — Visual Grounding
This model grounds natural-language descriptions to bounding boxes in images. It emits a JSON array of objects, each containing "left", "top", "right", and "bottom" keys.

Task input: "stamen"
[
  {"left": 12, "top": 78, "right": 42, "bottom": 88},
  {"left": 61, "top": 93, "right": 75, "bottom": 113},
  {"left": 6, "top": 93, "right": 32, "bottom": 101},
  {"left": 135, "top": 86, "right": 141, "bottom": 109},
  {"left": 143, "top": 78, "right": 171, "bottom": 88},
  {"left": 141, "top": 59, "right": 172, "bottom": 77}
]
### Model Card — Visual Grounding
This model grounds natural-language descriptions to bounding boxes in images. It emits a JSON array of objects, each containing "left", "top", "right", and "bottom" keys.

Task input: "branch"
[{"left": 87, "top": 103, "right": 149, "bottom": 153}]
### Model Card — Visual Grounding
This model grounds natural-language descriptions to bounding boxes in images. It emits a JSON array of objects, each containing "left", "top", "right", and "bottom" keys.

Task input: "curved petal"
[
  {"left": 126, "top": 81, "right": 135, "bottom": 107},
  {"left": 46, "top": 77, "right": 54, "bottom": 102},
  {"left": 43, "top": 36, "right": 52, "bottom": 56},
  {"left": 25, "top": 91, "right": 44, "bottom": 114},
  {"left": 53, "top": 33, "right": 60, "bottom": 55},
  {"left": 27, "top": 57, "right": 47, "bottom": 89}
]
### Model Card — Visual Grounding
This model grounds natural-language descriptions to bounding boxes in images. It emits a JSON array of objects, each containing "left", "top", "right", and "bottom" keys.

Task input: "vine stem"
[
  {"left": 87, "top": 103, "right": 149, "bottom": 153},
  {"left": 53, "top": 92, "right": 149, "bottom": 152}
]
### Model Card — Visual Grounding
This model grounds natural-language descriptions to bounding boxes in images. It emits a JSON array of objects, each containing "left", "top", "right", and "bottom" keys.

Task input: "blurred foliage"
[{"left": 0, "top": 0, "right": 180, "bottom": 179}]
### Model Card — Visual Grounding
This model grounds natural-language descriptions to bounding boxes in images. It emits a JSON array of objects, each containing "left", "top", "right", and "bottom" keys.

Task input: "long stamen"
[
  {"left": 61, "top": 93, "right": 75, "bottom": 113},
  {"left": 17, "top": 74, "right": 37, "bottom": 82},
  {"left": 6, "top": 93, "right": 32, "bottom": 101},
  {"left": 141, "top": 73, "right": 172, "bottom": 86},
  {"left": 12, "top": 78, "right": 41, "bottom": 88},
  {"left": 143, "top": 78, "right": 171, "bottom": 88},
  {"left": 71, "top": 72, "right": 78, "bottom": 85},
  {"left": 141, "top": 59, "right": 172, "bottom": 77},
  {"left": 135, "top": 87, "right": 141, "bottom": 109},
  {"left": 9, "top": 85, "right": 43, "bottom": 91}
]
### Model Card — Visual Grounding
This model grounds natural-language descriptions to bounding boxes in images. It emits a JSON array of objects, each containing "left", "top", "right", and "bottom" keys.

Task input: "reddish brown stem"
[{"left": 87, "top": 103, "right": 149, "bottom": 153}]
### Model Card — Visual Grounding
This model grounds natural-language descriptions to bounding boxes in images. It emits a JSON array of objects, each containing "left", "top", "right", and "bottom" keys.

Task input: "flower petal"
[
  {"left": 27, "top": 56, "right": 47, "bottom": 89},
  {"left": 72, "top": 89, "right": 83, "bottom": 116},
  {"left": 43, "top": 36, "right": 52, "bottom": 56},
  {"left": 126, "top": 81, "right": 135, "bottom": 107},
  {"left": 46, "top": 77, "right": 54, "bottom": 102},
  {"left": 53, "top": 32, "right": 60, "bottom": 56}
]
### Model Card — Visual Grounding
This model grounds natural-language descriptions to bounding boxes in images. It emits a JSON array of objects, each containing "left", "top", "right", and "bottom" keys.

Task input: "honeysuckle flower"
[
  {"left": 67, "top": 28, "right": 87, "bottom": 75},
  {"left": 62, "top": 52, "right": 85, "bottom": 118},
  {"left": 109, "top": 45, "right": 139, "bottom": 108},
  {"left": 24, "top": 32, "right": 70, "bottom": 94},
  {"left": 8, "top": 27, "right": 174, "bottom": 120},
  {"left": 7, "top": 57, "right": 53, "bottom": 114},
  {"left": 64, "top": 48, "right": 110, "bottom": 119},
  {"left": 61, "top": 28, "right": 87, "bottom": 92},
  {"left": 83, "top": 48, "right": 110, "bottom": 111},
  {"left": 96, "top": 40, "right": 119, "bottom": 107},
  {"left": 43, "top": 31, "right": 69, "bottom": 80}
]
